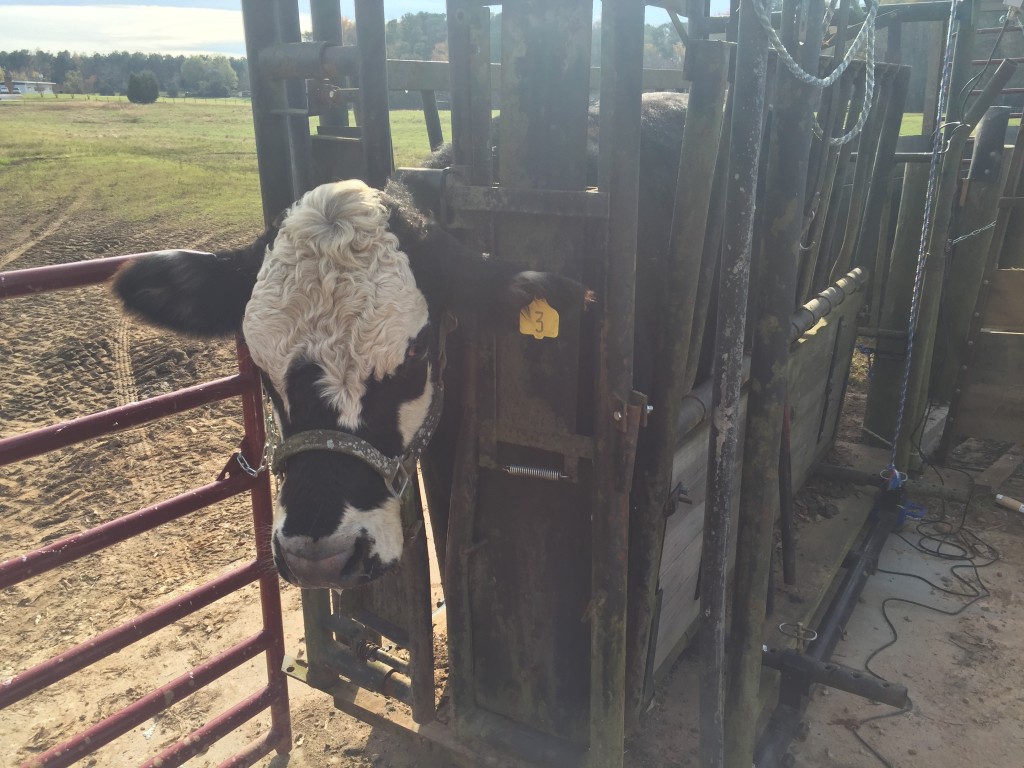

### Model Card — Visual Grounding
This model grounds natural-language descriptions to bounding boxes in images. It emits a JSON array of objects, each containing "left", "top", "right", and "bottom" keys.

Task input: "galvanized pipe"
[
  {"left": 725, "top": 0, "right": 824, "bottom": 763},
  {"left": 591, "top": 1, "right": 645, "bottom": 764},
  {"left": 625, "top": 39, "right": 730, "bottom": 726},
  {"left": 699, "top": 0, "right": 770, "bottom": 764}
]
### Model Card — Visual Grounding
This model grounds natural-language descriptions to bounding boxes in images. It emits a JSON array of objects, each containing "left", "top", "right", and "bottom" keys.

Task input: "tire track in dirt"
[{"left": 0, "top": 197, "right": 85, "bottom": 270}]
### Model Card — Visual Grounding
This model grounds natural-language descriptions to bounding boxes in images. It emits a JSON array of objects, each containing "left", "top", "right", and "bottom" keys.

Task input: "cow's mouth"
[{"left": 272, "top": 532, "right": 386, "bottom": 589}]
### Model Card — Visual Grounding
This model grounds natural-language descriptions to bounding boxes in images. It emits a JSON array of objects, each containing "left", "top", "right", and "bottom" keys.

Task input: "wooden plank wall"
[{"left": 652, "top": 292, "right": 864, "bottom": 673}]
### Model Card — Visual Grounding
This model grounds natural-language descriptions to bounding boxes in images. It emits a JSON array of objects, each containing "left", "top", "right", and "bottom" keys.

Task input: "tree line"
[
  {"left": 0, "top": 11, "right": 687, "bottom": 101},
  {"left": 0, "top": 49, "right": 247, "bottom": 98}
]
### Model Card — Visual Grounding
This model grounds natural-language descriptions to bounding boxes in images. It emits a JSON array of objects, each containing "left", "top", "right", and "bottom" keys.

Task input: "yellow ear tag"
[{"left": 520, "top": 298, "right": 559, "bottom": 340}]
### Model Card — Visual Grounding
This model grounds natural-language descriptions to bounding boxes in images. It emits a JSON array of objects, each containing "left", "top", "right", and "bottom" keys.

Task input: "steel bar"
[
  {"left": 807, "top": 65, "right": 865, "bottom": 295},
  {"left": 761, "top": 648, "right": 909, "bottom": 708},
  {"left": 590, "top": 1, "right": 644, "bottom": 764},
  {"left": 215, "top": 733, "right": 283, "bottom": 768},
  {"left": 440, "top": 0, "right": 489, "bottom": 732},
  {"left": 0, "top": 253, "right": 134, "bottom": 298},
  {"left": 311, "top": 0, "right": 350, "bottom": 130},
  {"left": 753, "top": 499, "right": 900, "bottom": 767},
  {"left": 725, "top": 0, "right": 823, "bottom": 763},
  {"left": 829, "top": 67, "right": 893, "bottom": 282},
  {"left": 626, "top": 39, "right": 730, "bottom": 724},
  {"left": 859, "top": 66, "right": 910, "bottom": 323},
  {"left": 779, "top": 397, "right": 797, "bottom": 584},
  {"left": 0, "top": 373, "right": 247, "bottom": 466},
  {"left": 790, "top": 268, "right": 867, "bottom": 341},
  {"left": 421, "top": 90, "right": 445, "bottom": 150},
  {"left": 242, "top": 0, "right": 303, "bottom": 223},
  {"left": 0, "top": 473, "right": 254, "bottom": 590},
  {"left": 236, "top": 337, "right": 292, "bottom": 754},
  {"left": 31, "top": 632, "right": 270, "bottom": 768},
  {"left": 354, "top": 0, "right": 394, "bottom": 189},
  {"left": 798, "top": 0, "right": 851, "bottom": 305},
  {"left": 700, "top": 0, "right": 770, "bottom": 764},
  {"left": 0, "top": 561, "right": 261, "bottom": 709},
  {"left": 139, "top": 686, "right": 278, "bottom": 768}
]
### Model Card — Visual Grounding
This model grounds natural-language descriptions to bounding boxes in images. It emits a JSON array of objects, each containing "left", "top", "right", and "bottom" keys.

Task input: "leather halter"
[{"left": 266, "top": 312, "right": 456, "bottom": 497}]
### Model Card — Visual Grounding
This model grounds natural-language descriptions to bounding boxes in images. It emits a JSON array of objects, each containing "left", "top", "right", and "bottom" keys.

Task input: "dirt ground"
[{"left": 3, "top": 211, "right": 1024, "bottom": 768}]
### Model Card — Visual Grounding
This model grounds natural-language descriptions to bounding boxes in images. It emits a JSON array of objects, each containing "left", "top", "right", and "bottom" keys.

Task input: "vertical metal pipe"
[
  {"left": 724, "top": 0, "right": 823, "bottom": 764},
  {"left": 590, "top": 2, "right": 644, "bottom": 765},
  {"left": 241, "top": 0, "right": 300, "bottom": 224},
  {"left": 699, "top": 0, "right": 770, "bottom": 765},
  {"left": 625, "top": 39, "right": 730, "bottom": 725},
  {"left": 421, "top": 90, "right": 445, "bottom": 150},
  {"left": 354, "top": 0, "right": 394, "bottom": 189},
  {"left": 442, "top": 0, "right": 490, "bottom": 728},
  {"left": 311, "top": 0, "right": 349, "bottom": 130},
  {"left": 236, "top": 338, "right": 292, "bottom": 754}
]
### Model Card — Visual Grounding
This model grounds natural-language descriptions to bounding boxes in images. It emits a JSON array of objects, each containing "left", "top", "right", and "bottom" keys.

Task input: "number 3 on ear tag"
[{"left": 520, "top": 298, "right": 559, "bottom": 340}]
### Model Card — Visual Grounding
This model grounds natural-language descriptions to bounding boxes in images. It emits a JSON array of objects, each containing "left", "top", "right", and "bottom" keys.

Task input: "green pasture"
[{"left": 0, "top": 97, "right": 450, "bottom": 240}]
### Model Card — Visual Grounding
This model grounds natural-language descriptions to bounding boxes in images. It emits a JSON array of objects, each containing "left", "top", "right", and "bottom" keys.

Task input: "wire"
[{"left": 847, "top": 461, "right": 999, "bottom": 768}]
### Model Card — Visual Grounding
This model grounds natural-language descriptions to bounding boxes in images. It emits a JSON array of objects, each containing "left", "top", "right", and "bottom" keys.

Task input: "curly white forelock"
[{"left": 242, "top": 180, "right": 429, "bottom": 429}]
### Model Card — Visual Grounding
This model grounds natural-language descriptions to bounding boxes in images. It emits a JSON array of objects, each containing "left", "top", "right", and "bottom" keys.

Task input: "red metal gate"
[{"left": 0, "top": 255, "right": 291, "bottom": 767}]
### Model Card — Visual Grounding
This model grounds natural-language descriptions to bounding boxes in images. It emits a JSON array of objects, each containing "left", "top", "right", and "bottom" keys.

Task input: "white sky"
[{"left": 0, "top": 2, "right": 710, "bottom": 58}]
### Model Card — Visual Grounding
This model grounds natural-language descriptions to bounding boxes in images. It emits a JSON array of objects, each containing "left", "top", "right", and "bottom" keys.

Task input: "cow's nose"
[{"left": 272, "top": 532, "right": 356, "bottom": 588}]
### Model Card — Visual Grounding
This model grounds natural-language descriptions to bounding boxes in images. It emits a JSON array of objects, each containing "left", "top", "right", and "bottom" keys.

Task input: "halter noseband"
[
  {"left": 264, "top": 312, "right": 456, "bottom": 497},
  {"left": 269, "top": 383, "right": 444, "bottom": 497}
]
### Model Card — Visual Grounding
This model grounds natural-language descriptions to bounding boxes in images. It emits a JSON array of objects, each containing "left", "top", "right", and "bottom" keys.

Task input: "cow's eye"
[{"left": 407, "top": 342, "right": 425, "bottom": 360}]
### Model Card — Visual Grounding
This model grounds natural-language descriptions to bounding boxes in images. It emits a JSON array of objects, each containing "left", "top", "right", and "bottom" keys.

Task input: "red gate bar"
[
  {"left": 0, "top": 373, "right": 248, "bottom": 466},
  {"left": 0, "top": 251, "right": 199, "bottom": 299},
  {"left": 1, "top": 258, "right": 291, "bottom": 766},
  {"left": 0, "top": 473, "right": 255, "bottom": 590},
  {"left": 1, "top": 561, "right": 263, "bottom": 710},
  {"left": 28, "top": 631, "right": 271, "bottom": 768},
  {"left": 139, "top": 686, "right": 281, "bottom": 768}
]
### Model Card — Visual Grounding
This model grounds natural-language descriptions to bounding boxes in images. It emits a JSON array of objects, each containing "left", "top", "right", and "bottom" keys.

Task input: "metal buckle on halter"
[{"left": 387, "top": 460, "right": 412, "bottom": 498}]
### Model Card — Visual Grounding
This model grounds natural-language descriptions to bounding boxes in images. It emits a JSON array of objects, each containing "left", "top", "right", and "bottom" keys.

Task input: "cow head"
[{"left": 114, "top": 178, "right": 587, "bottom": 590}]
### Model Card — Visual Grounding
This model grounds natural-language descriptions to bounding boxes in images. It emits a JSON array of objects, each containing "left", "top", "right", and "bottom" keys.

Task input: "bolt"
[
  {"left": 645, "top": 405, "right": 655, "bottom": 415},
  {"left": 613, "top": 411, "right": 623, "bottom": 422}
]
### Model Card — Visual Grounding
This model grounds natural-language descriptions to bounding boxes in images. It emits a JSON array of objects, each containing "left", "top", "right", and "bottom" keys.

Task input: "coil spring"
[{"left": 502, "top": 464, "right": 569, "bottom": 482}]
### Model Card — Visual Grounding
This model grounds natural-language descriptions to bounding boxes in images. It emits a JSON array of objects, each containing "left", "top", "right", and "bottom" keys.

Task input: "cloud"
[{"left": 0, "top": 4, "right": 309, "bottom": 56}]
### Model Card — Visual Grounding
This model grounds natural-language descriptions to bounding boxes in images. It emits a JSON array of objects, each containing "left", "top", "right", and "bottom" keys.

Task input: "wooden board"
[
  {"left": 975, "top": 444, "right": 1024, "bottom": 492},
  {"left": 955, "top": 330, "right": 1024, "bottom": 442},
  {"left": 983, "top": 269, "right": 1024, "bottom": 332},
  {"left": 651, "top": 291, "right": 864, "bottom": 675}
]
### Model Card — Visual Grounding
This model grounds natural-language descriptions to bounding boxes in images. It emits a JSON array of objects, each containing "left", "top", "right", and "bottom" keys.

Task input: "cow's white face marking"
[{"left": 243, "top": 180, "right": 432, "bottom": 589}]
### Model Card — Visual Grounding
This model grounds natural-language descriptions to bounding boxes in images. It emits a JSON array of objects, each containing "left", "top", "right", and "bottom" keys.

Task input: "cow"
[
  {"left": 113, "top": 176, "right": 589, "bottom": 590},
  {"left": 113, "top": 91, "right": 688, "bottom": 592}
]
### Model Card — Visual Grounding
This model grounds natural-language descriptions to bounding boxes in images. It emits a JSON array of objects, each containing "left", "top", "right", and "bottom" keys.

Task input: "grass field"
[{"left": 0, "top": 98, "right": 451, "bottom": 242}]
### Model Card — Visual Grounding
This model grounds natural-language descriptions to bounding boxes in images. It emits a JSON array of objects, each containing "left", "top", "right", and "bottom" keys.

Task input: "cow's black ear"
[
  {"left": 501, "top": 270, "right": 593, "bottom": 319},
  {"left": 113, "top": 244, "right": 265, "bottom": 337}
]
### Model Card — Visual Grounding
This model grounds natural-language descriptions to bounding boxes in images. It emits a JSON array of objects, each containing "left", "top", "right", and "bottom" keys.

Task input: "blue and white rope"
[
  {"left": 753, "top": 0, "right": 878, "bottom": 145},
  {"left": 886, "top": 0, "right": 962, "bottom": 483}
]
